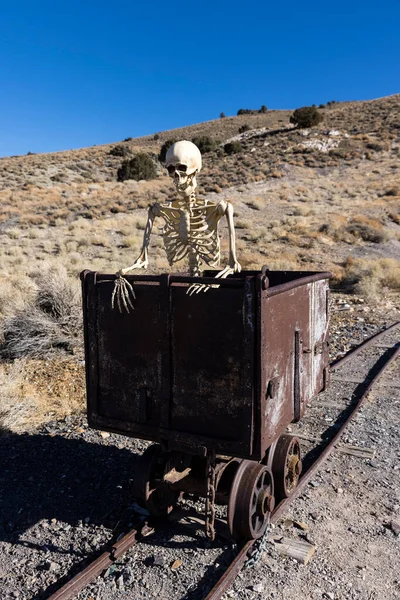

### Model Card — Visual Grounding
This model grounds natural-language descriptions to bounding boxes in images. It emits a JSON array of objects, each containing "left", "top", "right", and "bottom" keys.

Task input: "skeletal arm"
[
  {"left": 117, "top": 204, "right": 159, "bottom": 275},
  {"left": 215, "top": 201, "right": 241, "bottom": 279}
]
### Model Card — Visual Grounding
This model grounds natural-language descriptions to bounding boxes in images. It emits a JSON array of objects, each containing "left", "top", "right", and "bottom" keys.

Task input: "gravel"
[{"left": 0, "top": 293, "right": 399, "bottom": 599}]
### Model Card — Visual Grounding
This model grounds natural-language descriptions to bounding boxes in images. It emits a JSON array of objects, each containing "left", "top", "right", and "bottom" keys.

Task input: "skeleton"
[{"left": 113, "top": 140, "right": 241, "bottom": 310}]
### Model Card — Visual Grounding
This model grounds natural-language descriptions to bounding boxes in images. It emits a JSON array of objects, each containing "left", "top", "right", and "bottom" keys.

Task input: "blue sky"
[{"left": 0, "top": 1, "right": 399, "bottom": 157}]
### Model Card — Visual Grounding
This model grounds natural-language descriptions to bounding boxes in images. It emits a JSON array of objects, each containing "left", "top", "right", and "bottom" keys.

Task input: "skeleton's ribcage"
[{"left": 161, "top": 208, "right": 220, "bottom": 267}]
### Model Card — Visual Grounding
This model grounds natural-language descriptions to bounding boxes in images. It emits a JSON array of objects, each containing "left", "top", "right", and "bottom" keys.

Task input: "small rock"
[
  {"left": 100, "top": 431, "right": 110, "bottom": 439},
  {"left": 171, "top": 559, "right": 182, "bottom": 570},
  {"left": 294, "top": 521, "right": 309, "bottom": 531},
  {"left": 116, "top": 574, "right": 125, "bottom": 590},
  {"left": 390, "top": 521, "right": 400, "bottom": 536},
  {"left": 283, "top": 519, "right": 294, "bottom": 529},
  {"left": 104, "top": 564, "right": 117, "bottom": 577},
  {"left": 369, "top": 460, "right": 379, "bottom": 468},
  {"left": 153, "top": 555, "right": 165, "bottom": 567},
  {"left": 252, "top": 583, "right": 263, "bottom": 593},
  {"left": 121, "top": 567, "right": 135, "bottom": 585},
  {"left": 43, "top": 561, "right": 59, "bottom": 572},
  {"left": 336, "top": 488, "right": 344, "bottom": 494},
  {"left": 324, "top": 593, "right": 335, "bottom": 600}
]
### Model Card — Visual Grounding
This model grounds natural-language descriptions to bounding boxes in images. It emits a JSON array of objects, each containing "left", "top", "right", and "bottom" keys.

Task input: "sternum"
[{"left": 179, "top": 209, "right": 191, "bottom": 244}]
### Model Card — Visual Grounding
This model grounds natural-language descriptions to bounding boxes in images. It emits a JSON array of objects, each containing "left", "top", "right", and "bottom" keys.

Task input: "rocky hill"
[{"left": 1, "top": 95, "right": 399, "bottom": 277}]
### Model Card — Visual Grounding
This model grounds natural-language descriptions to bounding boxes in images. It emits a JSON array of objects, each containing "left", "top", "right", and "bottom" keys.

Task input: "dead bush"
[
  {"left": 0, "top": 276, "right": 38, "bottom": 320},
  {"left": 383, "top": 187, "right": 399, "bottom": 197},
  {"left": 320, "top": 215, "right": 388, "bottom": 244},
  {"left": 347, "top": 216, "right": 388, "bottom": 243},
  {"left": 245, "top": 196, "right": 265, "bottom": 210},
  {"left": 388, "top": 212, "right": 400, "bottom": 225},
  {"left": 1, "top": 266, "right": 82, "bottom": 359},
  {"left": 338, "top": 256, "right": 400, "bottom": 299}
]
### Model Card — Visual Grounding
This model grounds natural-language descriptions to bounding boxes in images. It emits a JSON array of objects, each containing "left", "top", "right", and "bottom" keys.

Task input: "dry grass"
[
  {"left": 244, "top": 196, "right": 266, "bottom": 211},
  {"left": 0, "top": 358, "right": 85, "bottom": 433},
  {"left": 335, "top": 256, "right": 400, "bottom": 299}
]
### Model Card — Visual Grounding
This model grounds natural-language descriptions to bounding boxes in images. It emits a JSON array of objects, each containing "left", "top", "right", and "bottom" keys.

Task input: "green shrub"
[
  {"left": 290, "top": 106, "right": 323, "bottom": 128},
  {"left": 153, "top": 133, "right": 160, "bottom": 141},
  {"left": 238, "top": 124, "right": 251, "bottom": 134},
  {"left": 117, "top": 154, "right": 157, "bottom": 182},
  {"left": 259, "top": 105, "right": 268, "bottom": 113},
  {"left": 191, "top": 136, "right": 217, "bottom": 154},
  {"left": 220, "top": 112, "right": 226, "bottom": 118},
  {"left": 366, "top": 142, "right": 385, "bottom": 152},
  {"left": 224, "top": 141, "right": 242, "bottom": 155},
  {"left": 158, "top": 139, "right": 177, "bottom": 163},
  {"left": 237, "top": 108, "right": 253, "bottom": 115},
  {"left": 383, "top": 187, "right": 399, "bottom": 197},
  {"left": 109, "top": 144, "right": 132, "bottom": 157}
]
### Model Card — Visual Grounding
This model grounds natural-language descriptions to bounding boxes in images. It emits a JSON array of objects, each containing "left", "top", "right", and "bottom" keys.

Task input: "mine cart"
[{"left": 81, "top": 268, "right": 330, "bottom": 540}]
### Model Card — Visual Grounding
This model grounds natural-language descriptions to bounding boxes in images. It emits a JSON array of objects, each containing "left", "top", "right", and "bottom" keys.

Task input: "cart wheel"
[
  {"left": 228, "top": 460, "right": 274, "bottom": 540},
  {"left": 271, "top": 435, "right": 302, "bottom": 501},
  {"left": 132, "top": 444, "right": 179, "bottom": 517}
]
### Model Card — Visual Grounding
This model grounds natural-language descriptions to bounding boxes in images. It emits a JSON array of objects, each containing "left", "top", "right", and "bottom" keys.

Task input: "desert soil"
[{"left": 0, "top": 293, "right": 399, "bottom": 600}]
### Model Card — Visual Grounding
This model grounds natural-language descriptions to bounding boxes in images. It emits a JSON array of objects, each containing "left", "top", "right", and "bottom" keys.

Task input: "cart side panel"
[
  {"left": 84, "top": 277, "right": 167, "bottom": 430},
  {"left": 297, "top": 280, "right": 330, "bottom": 418},
  {"left": 169, "top": 279, "right": 255, "bottom": 453},
  {"left": 257, "top": 278, "right": 330, "bottom": 458},
  {"left": 258, "top": 286, "right": 309, "bottom": 456}
]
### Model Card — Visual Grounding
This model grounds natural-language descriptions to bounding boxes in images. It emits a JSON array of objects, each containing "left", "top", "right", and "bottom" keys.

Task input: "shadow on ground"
[
  {"left": 0, "top": 430, "right": 139, "bottom": 543},
  {"left": 0, "top": 430, "right": 235, "bottom": 599}
]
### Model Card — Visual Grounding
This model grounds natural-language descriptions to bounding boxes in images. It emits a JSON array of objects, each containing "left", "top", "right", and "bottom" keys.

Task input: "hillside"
[{"left": 0, "top": 95, "right": 399, "bottom": 431}]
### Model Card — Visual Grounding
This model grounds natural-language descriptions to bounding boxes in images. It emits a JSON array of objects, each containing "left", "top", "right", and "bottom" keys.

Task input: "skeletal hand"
[
  {"left": 186, "top": 282, "right": 219, "bottom": 296},
  {"left": 186, "top": 261, "right": 242, "bottom": 296},
  {"left": 214, "top": 261, "right": 242, "bottom": 280},
  {"left": 111, "top": 273, "right": 136, "bottom": 313}
]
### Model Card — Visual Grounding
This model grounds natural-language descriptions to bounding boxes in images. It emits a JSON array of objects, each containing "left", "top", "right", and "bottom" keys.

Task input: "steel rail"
[
  {"left": 205, "top": 341, "right": 400, "bottom": 600},
  {"left": 330, "top": 320, "right": 400, "bottom": 370},
  {"left": 47, "top": 524, "right": 153, "bottom": 600},
  {"left": 46, "top": 334, "right": 400, "bottom": 600}
]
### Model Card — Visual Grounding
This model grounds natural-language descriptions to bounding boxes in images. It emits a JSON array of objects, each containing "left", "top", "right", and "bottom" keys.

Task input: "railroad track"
[{"left": 43, "top": 322, "right": 400, "bottom": 600}]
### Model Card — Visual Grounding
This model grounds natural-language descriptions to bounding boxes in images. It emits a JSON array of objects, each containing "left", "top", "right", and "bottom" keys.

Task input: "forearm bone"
[{"left": 118, "top": 204, "right": 158, "bottom": 274}]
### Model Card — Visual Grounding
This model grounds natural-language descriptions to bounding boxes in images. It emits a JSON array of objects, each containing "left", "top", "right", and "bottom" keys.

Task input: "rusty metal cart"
[{"left": 81, "top": 267, "right": 330, "bottom": 540}]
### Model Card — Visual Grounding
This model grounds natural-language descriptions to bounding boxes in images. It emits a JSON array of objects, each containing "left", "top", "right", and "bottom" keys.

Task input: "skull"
[{"left": 165, "top": 140, "right": 202, "bottom": 197}]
